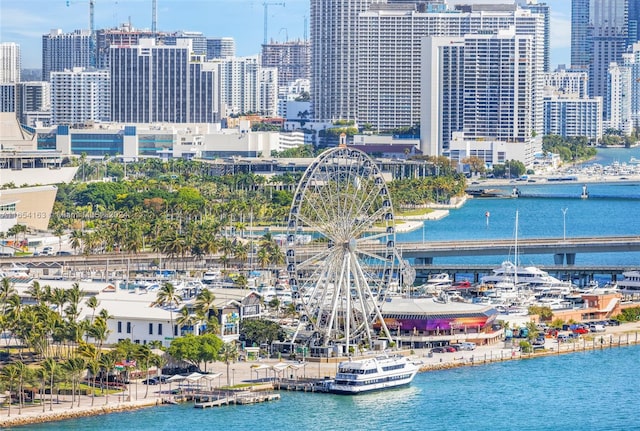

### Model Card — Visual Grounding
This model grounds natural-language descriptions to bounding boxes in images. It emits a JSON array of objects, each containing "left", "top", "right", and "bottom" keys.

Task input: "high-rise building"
[
  {"left": 543, "top": 67, "right": 602, "bottom": 141},
  {"left": 310, "top": 0, "right": 376, "bottom": 122},
  {"left": 218, "top": 56, "right": 276, "bottom": 117},
  {"left": 423, "top": 26, "right": 542, "bottom": 165},
  {"left": 589, "top": 0, "right": 628, "bottom": 120},
  {"left": 50, "top": 67, "right": 110, "bottom": 125},
  {"left": 544, "top": 96, "right": 603, "bottom": 142},
  {"left": 358, "top": 3, "right": 544, "bottom": 141},
  {"left": 0, "top": 84, "right": 16, "bottom": 113},
  {"left": 206, "top": 37, "right": 235, "bottom": 60},
  {"left": 609, "top": 42, "right": 640, "bottom": 133},
  {"left": 629, "top": 0, "right": 640, "bottom": 45},
  {"left": 110, "top": 38, "right": 220, "bottom": 123},
  {"left": 571, "top": 0, "right": 591, "bottom": 68},
  {"left": 17, "top": 81, "right": 51, "bottom": 126},
  {"left": 261, "top": 40, "right": 310, "bottom": 89},
  {"left": 0, "top": 43, "right": 21, "bottom": 84},
  {"left": 164, "top": 31, "right": 207, "bottom": 55},
  {"left": 42, "top": 29, "right": 91, "bottom": 81},
  {"left": 96, "top": 24, "right": 160, "bottom": 69},
  {"left": 543, "top": 68, "right": 589, "bottom": 98},
  {"left": 518, "top": 1, "right": 551, "bottom": 73}
]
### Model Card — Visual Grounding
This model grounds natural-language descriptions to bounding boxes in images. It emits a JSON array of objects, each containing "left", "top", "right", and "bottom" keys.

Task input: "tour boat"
[{"left": 329, "top": 354, "right": 418, "bottom": 395}]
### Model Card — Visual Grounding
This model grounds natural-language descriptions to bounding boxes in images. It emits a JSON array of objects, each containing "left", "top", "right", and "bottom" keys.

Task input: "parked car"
[
  {"left": 567, "top": 333, "right": 581, "bottom": 340},
  {"left": 56, "top": 250, "right": 72, "bottom": 256},
  {"left": 444, "top": 346, "right": 457, "bottom": 352},
  {"left": 589, "top": 324, "right": 606, "bottom": 333},
  {"left": 572, "top": 327, "right": 589, "bottom": 335},
  {"left": 557, "top": 334, "right": 569, "bottom": 342},
  {"left": 430, "top": 347, "right": 446, "bottom": 353},
  {"left": 532, "top": 337, "right": 546, "bottom": 346},
  {"left": 452, "top": 342, "right": 476, "bottom": 351},
  {"left": 142, "top": 378, "right": 159, "bottom": 385}
]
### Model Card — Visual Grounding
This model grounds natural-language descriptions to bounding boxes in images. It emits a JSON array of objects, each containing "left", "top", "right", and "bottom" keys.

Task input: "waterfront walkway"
[{"left": 2, "top": 321, "right": 639, "bottom": 428}]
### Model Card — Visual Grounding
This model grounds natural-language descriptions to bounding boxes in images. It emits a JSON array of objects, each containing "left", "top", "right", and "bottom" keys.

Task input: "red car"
[
  {"left": 572, "top": 327, "right": 589, "bottom": 334},
  {"left": 444, "top": 346, "right": 457, "bottom": 352}
]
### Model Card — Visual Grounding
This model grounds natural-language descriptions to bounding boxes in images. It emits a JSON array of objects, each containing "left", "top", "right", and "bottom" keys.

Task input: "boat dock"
[
  {"left": 273, "top": 378, "right": 332, "bottom": 393},
  {"left": 193, "top": 392, "right": 281, "bottom": 408}
]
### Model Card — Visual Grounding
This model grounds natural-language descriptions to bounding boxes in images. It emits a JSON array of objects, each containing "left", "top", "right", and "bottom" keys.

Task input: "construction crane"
[
  {"left": 152, "top": 0, "right": 157, "bottom": 36},
  {"left": 66, "top": 0, "right": 96, "bottom": 67},
  {"left": 263, "top": 2, "right": 285, "bottom": 44}
]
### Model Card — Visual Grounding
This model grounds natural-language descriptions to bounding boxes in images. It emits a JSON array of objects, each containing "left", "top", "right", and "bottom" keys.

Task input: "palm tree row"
[{"left": 0, "top": 281, "right": 110, "bottom": 361}]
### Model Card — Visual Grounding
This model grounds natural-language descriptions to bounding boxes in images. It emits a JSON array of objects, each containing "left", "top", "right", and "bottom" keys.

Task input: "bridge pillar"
[
  {"left": 415, "top": 257, "right": 433, "bottom": 265},
  {"left": 566, "top": 253, "right": 576, "bottom": 266},
  {"left": 553, "top": 253, "right": 565, "bottom": 265}
]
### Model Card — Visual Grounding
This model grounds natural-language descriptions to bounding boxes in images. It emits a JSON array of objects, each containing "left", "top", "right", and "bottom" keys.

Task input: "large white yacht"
[
  {"left": 329, "top": 354, "right": 418, "bottom": 394},
  {"left": 481, "top": 261, "right": 570, "bottom": 290},
  {"left": 617, "top": 270, "right": 640, "bottom": 291}
]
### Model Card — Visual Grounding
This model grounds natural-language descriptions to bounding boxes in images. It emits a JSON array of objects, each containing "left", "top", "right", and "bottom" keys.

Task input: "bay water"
[
  {"left": 11, "top": 147, "right": 640, "bottom": 430},
  {"left": 15, "top": 345, "right": 640, "bottom": 431}
]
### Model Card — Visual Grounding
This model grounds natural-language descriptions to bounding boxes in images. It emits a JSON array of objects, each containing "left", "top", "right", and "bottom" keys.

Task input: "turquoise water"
[
  {"left": 396, "top": 180, "right": 640, "bottom": 267},
  {"left": 14, "top": 345, "right": 640, "bottom": 431}
]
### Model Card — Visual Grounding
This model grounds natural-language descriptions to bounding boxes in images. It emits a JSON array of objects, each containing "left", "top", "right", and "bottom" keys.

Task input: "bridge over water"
[{"left": 397, "top": 236, "right": 640, "bottom": 265}]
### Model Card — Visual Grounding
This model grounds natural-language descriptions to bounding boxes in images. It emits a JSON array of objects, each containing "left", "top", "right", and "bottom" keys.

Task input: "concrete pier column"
[
  {"left": 566, "top": 253, "right": 576, "bottom": 266},
  {"left": 554, "top": 253, "right": 565, "bottom": 265}
]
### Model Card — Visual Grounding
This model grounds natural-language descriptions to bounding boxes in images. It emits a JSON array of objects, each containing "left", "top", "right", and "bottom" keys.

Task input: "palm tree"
[
  {"left": 136, "top": 345, "right": 154, "bottom": 399},
  {"left": 35, "top": 366, "right": 47, "bottom": 413},
  {"left": 42, "top": 358, "right": 59, "bottom": 411},
  {"left": 63, "top": 357, "right": 86, "bottom": 409},
  {"left": 176, "top": 306, "right": 195, "bottom": 336},
  {"left": 195, "top": 288, "right": 217, "bottom": 320},
  {"left": 13, "top": 361, "right": 29, "bottom": 415},
  {"left": 219, "top": 342, "right": 239, "bottom": 387},
  {"left": 98, "top": 352, "right": 117, "bottom": 405},
  {"left": 69, "top": 230, "right": 83, "bottom": 254},
  {"left": 152, "top": 282, "right": 182, "bottom": 339},
  {"left": 1, "top": 363, "right": 19, "bottom": 417},
  {"left": 86, "top": 359, "right": 101, "bottom": 406}
]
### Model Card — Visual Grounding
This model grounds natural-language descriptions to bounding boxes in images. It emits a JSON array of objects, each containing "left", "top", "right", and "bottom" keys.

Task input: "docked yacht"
[
  {"left": 202, "top": 269, "right": 221, "bottom": 285},
  {"left": 617, "top": 270, "right": 640, "bottom": 292},
  {"left": 481, "top": 261, "right": 569, "bottom": 290},
  {"left": 329, "top": 354, "right": 418, "bottom": 394}
]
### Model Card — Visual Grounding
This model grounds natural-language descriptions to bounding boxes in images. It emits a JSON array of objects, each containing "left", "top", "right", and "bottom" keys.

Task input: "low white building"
[{"left": 445, "top": 132, "right": 541, "bottom": 168}]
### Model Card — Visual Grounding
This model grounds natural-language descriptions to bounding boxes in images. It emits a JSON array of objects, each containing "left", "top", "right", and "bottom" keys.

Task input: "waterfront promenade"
[{"left": 2, "top": 320, "right": 640, "bottom": 429}]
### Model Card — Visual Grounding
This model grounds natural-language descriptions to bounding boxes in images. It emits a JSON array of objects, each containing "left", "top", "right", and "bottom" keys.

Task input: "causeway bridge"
[{"left": 396, "top": 235, "right": 640, "bottom": 265}]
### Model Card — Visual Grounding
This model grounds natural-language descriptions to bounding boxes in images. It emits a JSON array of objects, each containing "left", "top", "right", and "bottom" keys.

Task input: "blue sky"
[{"left": 1, "top": 0, "right": 571, "bottom": 69}]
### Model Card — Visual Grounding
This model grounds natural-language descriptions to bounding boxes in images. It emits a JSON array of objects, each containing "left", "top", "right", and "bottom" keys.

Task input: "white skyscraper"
[
  {"left": 609, "top": 42, "right": 640, "bottom": 134},
  {"left": 423, "top": 27, "right": 540, "bottom": 166},
  {"left": 219, "top": 56, "right": 276, "bottom": 117},
  {"left": 310, "top": 0, "right": 378, "bottom": 122},
  {"left": 359, "top": 3, "right": 545, "bottom": 139},
  {"left": 0, "top": 43, "right": 21, "bottom": 84},
  {"left": 50, "top": 67, "right": 110, "bottom": 125}
]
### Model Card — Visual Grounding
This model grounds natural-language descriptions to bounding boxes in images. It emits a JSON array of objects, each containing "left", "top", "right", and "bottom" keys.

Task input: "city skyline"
[{"left": 1, "top": 0, "right": 571, "bottom": 70}]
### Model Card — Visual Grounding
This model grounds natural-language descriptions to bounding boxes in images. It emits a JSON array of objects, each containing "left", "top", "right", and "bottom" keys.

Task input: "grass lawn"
[{"left": 397, "top": 208, "right": 433, "bottom": 217}]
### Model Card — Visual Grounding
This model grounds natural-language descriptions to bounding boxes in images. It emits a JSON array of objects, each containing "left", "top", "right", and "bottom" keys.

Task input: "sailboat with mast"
[{"left": 481, "top": 211, "right": 571, "bottom": 292}]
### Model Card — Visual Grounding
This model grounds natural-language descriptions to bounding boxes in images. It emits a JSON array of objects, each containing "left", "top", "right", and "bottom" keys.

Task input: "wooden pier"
[{"left": 193, "top": 391, "right": 280, "bottom": 409}]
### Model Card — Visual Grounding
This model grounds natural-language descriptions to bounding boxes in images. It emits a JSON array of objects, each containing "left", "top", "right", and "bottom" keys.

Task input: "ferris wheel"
[{"left": 285, "top": 146, "right": 401, "bottom": 351}]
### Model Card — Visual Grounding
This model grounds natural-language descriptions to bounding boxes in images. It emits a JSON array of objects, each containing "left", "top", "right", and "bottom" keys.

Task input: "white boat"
[
  {"left": 202, "top": 269, "right": 221, "bottom": 284},
  {"left": 617, "top": 270, "right": 640, "bottom": 291},
  {"left": 481, "top": 211, "right": 572, "bottom": 291},
  {"left": 481, "top": 261, "right": 569, "bottom": 290},
  {"left": 329, "top": 354, "right": 418, "bottom": 394}
]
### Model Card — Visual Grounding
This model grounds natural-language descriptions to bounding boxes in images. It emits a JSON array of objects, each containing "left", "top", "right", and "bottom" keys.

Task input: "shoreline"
[{"left": 4, "top": 322, "right": 639, "bottom": 429}]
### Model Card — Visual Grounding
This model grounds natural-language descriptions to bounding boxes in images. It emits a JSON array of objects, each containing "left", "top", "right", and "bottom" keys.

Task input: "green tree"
[{"left": 219, "top": 342, "right": 239, "bottom": 387}]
